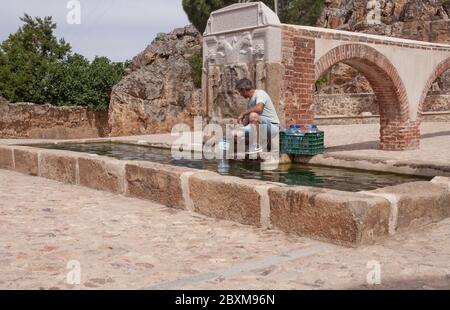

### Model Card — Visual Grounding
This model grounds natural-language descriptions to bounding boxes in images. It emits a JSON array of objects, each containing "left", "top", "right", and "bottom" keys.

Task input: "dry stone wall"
[{"left": 0, "top": 101, "right": 108, "bottom": 139}]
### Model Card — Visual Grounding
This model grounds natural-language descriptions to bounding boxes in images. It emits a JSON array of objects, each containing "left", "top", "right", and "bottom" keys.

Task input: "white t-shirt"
[{"left": 248, "top": 90, "right": 280, "bottom": 124}]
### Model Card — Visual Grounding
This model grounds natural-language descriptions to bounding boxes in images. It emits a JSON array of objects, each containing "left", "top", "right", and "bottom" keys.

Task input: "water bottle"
[
  {"left": 219, "top": 137, "right": 230, "bottom": 151},
  {"left": 305, "top": 124, "right": 318, "bottom": 133},
  {"left": 288, "top": 124, "right": 301, "bottom": 135}
]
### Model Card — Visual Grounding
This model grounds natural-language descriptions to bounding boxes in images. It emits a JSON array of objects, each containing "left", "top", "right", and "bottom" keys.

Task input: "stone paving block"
[
  {"left": 78, "top": 156, "right": 125, "bottom": 194},
  {"left": 188, "top": 172, "right": 266, "bottom": 226},
  {"left": 372, "top": 181, "right": 450, "bottom": 230},
  {"left": 39, "top": 151, "right": 77, "bottom": 184},
  {"left": 125, "top": 161, "right": 192, "bottom": 209},
  {"left": 13, "top": 147, "right": 39, "bottom": 176},
  {"left": 431, "top": 176, "right": 450, "bottom": 192},
  {"left": 0, "top": 145, "right": 14, "bottom": 170},
  {"left": 269, "top": 186, "right": 391, "bottom": 246}
]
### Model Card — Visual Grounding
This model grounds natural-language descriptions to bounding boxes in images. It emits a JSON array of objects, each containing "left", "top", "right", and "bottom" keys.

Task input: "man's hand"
[{"left": 238, "top": 112, "right": 246, "bottom": 124}]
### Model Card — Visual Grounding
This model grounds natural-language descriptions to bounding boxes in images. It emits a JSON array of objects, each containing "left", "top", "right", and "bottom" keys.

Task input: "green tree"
[
  {"left": 278, "top": 0, "right": 325, "bottom": 26},
  {"left": 0, "top": 14, "right": 71, "bottom": 103},
  {"left": 182, "top": 0, "right": 325, "bottom": 33},
  {"left": 83, "top": 56, "right": 128, "bottom": 111},
  {"left": 0, "top": 14, "right": 127, "bottom": 111},
  {"left": 182, "top": 0, "right": 273, "bottom": 33},
  {"left": 46, "top": 53, "right": 90, "bottom": 107}
]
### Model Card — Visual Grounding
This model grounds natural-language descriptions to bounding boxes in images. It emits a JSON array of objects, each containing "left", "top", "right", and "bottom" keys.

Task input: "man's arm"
[{"left": 238, "top": 103, "right": 264, "bottom": 123}]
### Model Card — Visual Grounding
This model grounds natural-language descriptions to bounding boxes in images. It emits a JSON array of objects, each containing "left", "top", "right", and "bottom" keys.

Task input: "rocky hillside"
[
  {"left": 318, "top": 0, "right": 450, "bottom": 40},
  {"left": 108, "top": 26, "right": 202, "bottom": 136},
  {"left": 317, "top": 0, "right": 450, "bottom": 94}
]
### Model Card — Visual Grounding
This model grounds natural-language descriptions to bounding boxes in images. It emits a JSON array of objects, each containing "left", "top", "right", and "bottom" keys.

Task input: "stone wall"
[
  {"left": 0, "top": 101, "right": 109, "bottom": 139},
  {"left": 314, "top": 93, "right": 450, "bottom": 117},
  {"left": 314, "top": 93, "right": 378, "bottom": 116},
  {"left": 423, "top": 94, "right": 450, "bottom": 111}
]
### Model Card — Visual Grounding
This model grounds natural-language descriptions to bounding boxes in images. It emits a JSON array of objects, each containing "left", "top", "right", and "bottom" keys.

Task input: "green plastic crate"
[{"left": 280, "top": 131, "right": 325, "bottom": 155}]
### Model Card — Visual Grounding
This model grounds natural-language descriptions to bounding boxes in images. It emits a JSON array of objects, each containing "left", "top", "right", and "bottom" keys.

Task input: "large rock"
[
  {"left": 316, "top": 63, "right": 373, "bottom": 94},
  {"left": 108, "top": 26, "right": 203, "bottom": 136},
  {"left": 317, "top": 0, "right": 448, "bottom": 35}
]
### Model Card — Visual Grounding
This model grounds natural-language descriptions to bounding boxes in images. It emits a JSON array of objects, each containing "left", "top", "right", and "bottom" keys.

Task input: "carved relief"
[
  {"left": 205, "top": 31, "right": 266, "bottom": 65},
  {"left": 254, "top": 44, "right": 265, "bottom": 61}
]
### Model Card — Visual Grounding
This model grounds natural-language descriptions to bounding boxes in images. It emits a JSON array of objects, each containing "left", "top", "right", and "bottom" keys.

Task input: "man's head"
[{"left": 236, "top": 78, "right": 255, "bottom": 99}]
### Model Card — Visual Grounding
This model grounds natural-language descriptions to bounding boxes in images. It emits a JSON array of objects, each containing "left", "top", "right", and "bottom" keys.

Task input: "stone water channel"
[
  {"left": 1, "top": 141, "right": 449, "bottom": 247},
  {"left": 32, "top": 142, "right": 428, "bottom": 192}
]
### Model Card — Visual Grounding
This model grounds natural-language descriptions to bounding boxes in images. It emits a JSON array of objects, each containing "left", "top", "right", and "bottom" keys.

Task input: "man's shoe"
[{"left": 246, "top": 144, "right": 263, "bottom": 155}]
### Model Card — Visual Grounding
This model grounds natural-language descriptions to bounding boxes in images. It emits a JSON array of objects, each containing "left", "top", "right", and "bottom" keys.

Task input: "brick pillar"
[
  {"left": 380, "top": 121, "right": 420, "bottom": 150},
  {"left": 282, "top": 27, "right": 315, "bottom": 127}
]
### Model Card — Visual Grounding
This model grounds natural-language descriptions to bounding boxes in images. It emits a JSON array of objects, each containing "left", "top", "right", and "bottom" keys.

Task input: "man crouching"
[{"left": 232, "top": 78, "right": 280, "bottom": 155}]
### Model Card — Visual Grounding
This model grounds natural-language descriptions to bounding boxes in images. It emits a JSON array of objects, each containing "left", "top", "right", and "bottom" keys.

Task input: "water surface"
[{"left": 32, "top": 142, "right": 429, "bottom": 192}]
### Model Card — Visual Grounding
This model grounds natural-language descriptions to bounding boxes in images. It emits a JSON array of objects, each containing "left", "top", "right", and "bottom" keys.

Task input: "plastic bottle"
[
  {"left": 219, "top": 137, "right": 230, "bottom": 151},
  {"left": 305, "top": 124, "right": 318, "bottom": 133},
  {"left": 288, "top": 124, "right": 302, "bottom": 135}
]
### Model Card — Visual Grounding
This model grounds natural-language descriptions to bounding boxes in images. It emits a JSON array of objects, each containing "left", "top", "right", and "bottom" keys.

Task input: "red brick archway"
[
  {"left": 418, "top": 57, "right": 450, "bottom": 119},
  {"left": 315, "top": 44, "right": 419, "bottom": 150}
]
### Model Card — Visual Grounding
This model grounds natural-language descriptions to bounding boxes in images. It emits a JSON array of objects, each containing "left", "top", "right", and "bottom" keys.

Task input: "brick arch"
[
  {"left": 315, "top": 44, "right": 419, "bottom": 150},
  {"left": 418, "top": 57, "right": 450, "bottom": 118},
  {"left": 315, "top": 44, "right": 410, "bottom": 123}
]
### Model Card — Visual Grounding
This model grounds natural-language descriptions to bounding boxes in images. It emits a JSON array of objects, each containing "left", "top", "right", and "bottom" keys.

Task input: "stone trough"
[{"left": 1, "top": 143, "right": 449, "bottom": 248}]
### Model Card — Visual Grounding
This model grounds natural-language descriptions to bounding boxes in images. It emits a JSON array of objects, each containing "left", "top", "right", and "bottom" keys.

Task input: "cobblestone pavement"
[{"left": 0, "top": 169, "right": 449, "bottom": 290}]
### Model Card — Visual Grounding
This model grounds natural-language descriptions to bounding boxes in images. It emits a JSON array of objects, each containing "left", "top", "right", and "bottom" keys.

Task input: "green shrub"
[{"left": 189, "top": 51, "right": 203, "bottom": 89}]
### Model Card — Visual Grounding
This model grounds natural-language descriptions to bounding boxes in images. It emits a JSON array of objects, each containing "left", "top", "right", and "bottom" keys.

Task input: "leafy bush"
[
  {"left": 315, "top": 72, "right": 329, "bottom": 91},
  {"left": 188, "top": 51, "right": 203, "bottom": 89}
]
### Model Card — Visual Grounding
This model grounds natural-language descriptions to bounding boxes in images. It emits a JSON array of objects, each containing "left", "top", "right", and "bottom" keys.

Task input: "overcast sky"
[{"left": 0, "top": 0, "right": 190, "bottom": 62}]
